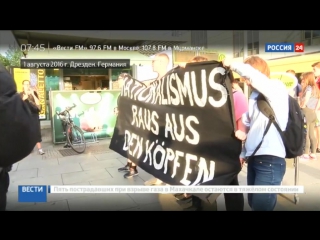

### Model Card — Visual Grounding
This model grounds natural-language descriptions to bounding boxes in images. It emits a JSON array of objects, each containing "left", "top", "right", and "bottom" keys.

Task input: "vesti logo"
[{"left": 265, "top": 43, "right": 304, "bottom": 52}]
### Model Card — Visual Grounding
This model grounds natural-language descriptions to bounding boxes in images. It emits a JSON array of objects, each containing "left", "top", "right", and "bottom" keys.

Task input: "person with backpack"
[
  {"left": 299, "top": 72, "right": 320, "bottom": 160},
  {"left": 224, "top": 56, "right": 304, "bottom": 211},
  {"left": 0, "top": 63, "right": 38, "bottom": 211}
]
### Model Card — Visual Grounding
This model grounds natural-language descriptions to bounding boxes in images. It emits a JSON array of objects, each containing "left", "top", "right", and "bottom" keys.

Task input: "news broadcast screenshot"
[{"left": 0, "top": 30, "right": 319, "bottom": 211}]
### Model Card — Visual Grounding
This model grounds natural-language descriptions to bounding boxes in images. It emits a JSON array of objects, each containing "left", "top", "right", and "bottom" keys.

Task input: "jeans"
[
  {"left": 0, "top": 168, "right": 10, "bottom": 211},
  {"left": 247, "top": 155, "right": 286, "bottom": 211}
]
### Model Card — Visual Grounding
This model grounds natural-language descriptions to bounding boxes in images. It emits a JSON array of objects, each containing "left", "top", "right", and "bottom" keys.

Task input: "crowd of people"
[
  {"left": 1, "top": 55, "right": 320, "bottom": 211},
  {"left": 115, "top": 54, "right": 320, "bottom": 211}
]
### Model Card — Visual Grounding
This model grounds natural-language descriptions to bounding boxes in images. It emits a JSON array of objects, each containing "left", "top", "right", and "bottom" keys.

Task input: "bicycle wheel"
[{"left": 66, "top": 125, "right": 86, "bottom": 153}]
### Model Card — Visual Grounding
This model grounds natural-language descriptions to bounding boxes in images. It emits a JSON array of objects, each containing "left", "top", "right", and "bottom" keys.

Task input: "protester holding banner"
[
  {"left": 144, "top": 53, "right": 171, "bottom": 185},
  {"left": 299, "top": 72, "right": 320, "bottom": 159},
  {"left": 143, "top": 53, "right": 170, "bottom": 88},
  {"left": 115, "top": 82, "right": 139, "bottom": 178},
  {"left": 110, "top": 58, "right": 243, "bottom": 211},
  {"left": 117, "top": 53, "right": 172, "bottom": 179},
  {"left": 175, "top": 56, "right": 247, "bottom": 211},
  {"left": 146, "top": 56, "right": 210, "bottom": 188},
  {"left": 224, "top": 56, "right": 289, "bottom": 211},
  {"left": 174, "top": 56, "right": 211, "bottom": 208}
]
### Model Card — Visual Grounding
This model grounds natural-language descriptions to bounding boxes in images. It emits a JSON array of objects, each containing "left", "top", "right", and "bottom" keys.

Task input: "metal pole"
[{"left": 294, "top": 157, "right": 299, "bottom": 204}]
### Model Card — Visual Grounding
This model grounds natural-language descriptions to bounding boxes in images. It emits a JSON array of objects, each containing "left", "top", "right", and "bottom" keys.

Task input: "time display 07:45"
[{"left": 20, "top": 44, "right": 46, "bottom": 52}]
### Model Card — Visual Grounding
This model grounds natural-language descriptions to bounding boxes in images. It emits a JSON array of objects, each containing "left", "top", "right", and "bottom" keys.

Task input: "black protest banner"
[{"left": 110, "top": 61, "right": 242, "bottom": 186}]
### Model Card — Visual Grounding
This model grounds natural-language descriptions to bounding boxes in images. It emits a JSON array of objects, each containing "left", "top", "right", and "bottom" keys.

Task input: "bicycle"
[{"left": 56, "top": 104, "right": 86, "bottom": 153}]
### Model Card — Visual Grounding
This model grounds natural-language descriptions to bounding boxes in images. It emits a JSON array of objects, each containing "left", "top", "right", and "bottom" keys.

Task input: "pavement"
[{"left": 6, "top": 129, "right": 320, "bottom": 211}]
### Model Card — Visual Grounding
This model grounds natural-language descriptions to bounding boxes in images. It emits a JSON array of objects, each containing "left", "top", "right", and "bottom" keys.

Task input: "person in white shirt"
[
  {"left": 299, "top": 72, "right": 320, "bottom": 159},
  {"left": 286, "top": 70, "right": 301, "bottom": 99},
  {"left": 224, "top": 56, "right": 288, "bottom": 211},
  {"left": 143, "top": 53, "right": 170, "bottom": 87}
]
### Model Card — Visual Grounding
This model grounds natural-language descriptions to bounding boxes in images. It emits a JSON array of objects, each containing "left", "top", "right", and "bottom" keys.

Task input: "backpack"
[
  {"left": 251, "top": 94, "right": 307, "bottom": 158},
  {"left": 0, "top": 64, "right": 38, "bottom": 167}
]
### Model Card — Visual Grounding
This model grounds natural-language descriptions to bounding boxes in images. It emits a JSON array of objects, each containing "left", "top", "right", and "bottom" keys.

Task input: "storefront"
[
  {"left": 61, "top": 68, "right": 133, "bottom": 91},
  {"left": 24, "top": 49, "right": 153, "bottom": 120},
  {"left": 10, "top": 67, "right": 53, "bottom": 120},
  {"left": 267, "top": 52, "right": 320, "bottom": 78},
  {"left": 172, "top": 49, "right": 226, "bottom": 66},
  {"left": 50, "top": 90, "right": 120, "bottom": 144}
]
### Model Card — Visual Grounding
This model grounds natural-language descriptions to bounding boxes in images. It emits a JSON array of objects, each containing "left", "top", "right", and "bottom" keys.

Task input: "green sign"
[
  {"left": 50, "top": 90, "right": 120, "bottom": 143},
  {"left": 45, "top": 76, "right": 60, "bottom": 91}
]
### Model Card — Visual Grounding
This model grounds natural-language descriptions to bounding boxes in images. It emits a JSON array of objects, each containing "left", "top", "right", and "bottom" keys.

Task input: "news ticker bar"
[
  {"left": 18, "top": 185, "right": 304, "bottom": 202},
  {"left": 20, "top": 59, "right": 130, "bottom": 69},
  {"left": 265, "top": 43, "right": 304, "bottom": 52}
]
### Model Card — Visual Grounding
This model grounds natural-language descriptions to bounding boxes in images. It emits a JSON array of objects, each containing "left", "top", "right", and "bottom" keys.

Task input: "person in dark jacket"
[
  {"left": 0, "top": 64, "right": 13, "bottom": 211},
  {"left": 0, "top": 165, "right": 11, "bottom": 211},
  {"left": 0, "top": 63, "right": 38, "bottom": 211}
]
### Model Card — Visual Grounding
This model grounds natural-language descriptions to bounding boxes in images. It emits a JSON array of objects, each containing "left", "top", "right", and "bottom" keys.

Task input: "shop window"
[
  {"left": 197, "top": 51, "right": 219, "bottom": 61},
  {"left": 45, "top": 69, "right": 61, "bottom": 121},
  {"left": 173, "top": 51, "right": 196, "bottom": 63},
  {"left": 111, "top": 68, "right": 132, "bottom": 81},
  {"left": 45, "top": 69, "right": 60, "bottom": 101},
  {"left": 233, "top": 31, "right": 244, "bottom": 58},
  {"left": 247, "top": 31, "right": 259, "bottom": 56},
  {"left": 303, "top": 30, "right": 320, "bottom": 45},
  {"left": 191, "top": 30, "right": 207, "bottom": 48}
]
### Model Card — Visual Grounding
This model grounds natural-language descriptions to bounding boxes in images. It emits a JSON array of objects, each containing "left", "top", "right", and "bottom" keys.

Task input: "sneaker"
[
  {"left": 299, "top": 154, "right": 309, "bottom": 160},
  {"left": 124, "top": 167, "right": 138, "bottom": 178},
  {"left": 118, "top": 164, "right": 130, "bottom": 172},
  {"left": 38, "top": 149, "right": 45, "bottom": 155},
  {"left": 310, "top": 154, "right": 317, "bottom": 159}
]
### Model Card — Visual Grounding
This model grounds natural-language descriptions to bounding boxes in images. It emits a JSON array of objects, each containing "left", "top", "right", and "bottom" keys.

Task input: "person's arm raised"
[
  {"left": 31, "top": 91, "right": 40, "bottom": 105},
  {"left": 229, "top": 62, "right": 288, "bottom": 104}
]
